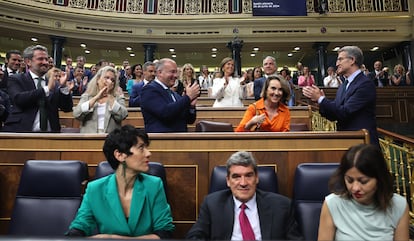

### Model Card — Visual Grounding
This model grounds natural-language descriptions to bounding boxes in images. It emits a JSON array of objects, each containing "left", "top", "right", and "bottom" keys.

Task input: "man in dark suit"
[
  {"left": 253, "top": 56, "right": 278, "bottom": 100},
  {"left": 3, "top": 45, "right": 73, "bottom": 133},
  {"left": 0, "top": 50, "right": 22, "bottom": 93},
  {"left": 140, "top": 58, "right": 199, "bottom": 133},
  {"left": 129, "top": 61, "right": 156, "bottom": 107},
  {"left": 186, "top": 151, "right": 302, "bottom": 240},
  {"left": 369, "top": 60, "right": 388, "bottom": 87},
  {"left": 302, "top": 46, "right": 379, "bottom": 147}
]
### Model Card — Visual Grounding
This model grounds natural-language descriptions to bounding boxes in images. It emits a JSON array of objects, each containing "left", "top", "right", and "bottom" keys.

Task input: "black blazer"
[
  {"left": 369, "top": 70, "right": 388, "bottom": 87},
  {"left": 186, "top": 189, "right": 303, "bottom": 240},
  {"left": 0, "top": 69, "right": 16, "bottom": 93},
  {"left": 3, "top": 72, "right": 73, "bottom": 132},
  {"left": 319, "top": 71, "right": 379, "bottom": 146},
  {"left": 140, "top": 80, "right": 196, "bottom": 133}
]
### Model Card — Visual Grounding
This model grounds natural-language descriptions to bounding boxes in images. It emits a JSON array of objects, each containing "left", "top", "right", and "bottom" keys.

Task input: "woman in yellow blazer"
[{"left": 67, "top": 125, "right": 174, "bottom": 238}]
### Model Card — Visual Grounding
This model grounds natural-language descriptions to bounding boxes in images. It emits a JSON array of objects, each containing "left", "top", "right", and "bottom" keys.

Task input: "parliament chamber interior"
[{"left": 0, "top": 0, "right": 413, "bottom": 239}]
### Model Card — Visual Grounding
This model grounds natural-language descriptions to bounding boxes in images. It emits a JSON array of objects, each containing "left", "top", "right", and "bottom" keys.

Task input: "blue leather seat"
[
  {"left": 292, "top": 163, "right": 339, "bottom": 241},
  {"left": 94, "top": 161, "right": 168, "bottom": 198},
  {"left": 209, "top": 165, "right": 278, "bottom": 193},
  {"left": 8, "top": 160, "right": 88, "bottom": 236}
]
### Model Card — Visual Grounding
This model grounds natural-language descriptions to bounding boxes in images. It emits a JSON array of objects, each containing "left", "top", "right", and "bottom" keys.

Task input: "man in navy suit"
[
  {"left": 3, "top": 45, "right": 73, "bottom": 133},
  {"left": 302, "top": 46, "right": 379, "bottom": 147},
  {"left": 186, "top": 151, "right": 303, "bottom": 240},
  {"left": 253, "top": 56, "right": 278, "bottom": 100},
  {"left": 140, "top": 58, "right": 200, "bottom": 133},
  {"left": 129, "top": 61, "right": 156, "bottom": 107}
]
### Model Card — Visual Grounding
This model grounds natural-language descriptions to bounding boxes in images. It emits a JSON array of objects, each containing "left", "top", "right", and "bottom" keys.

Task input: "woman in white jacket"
[{"left": 211, "top": 57, "right": 245, "bottom": 107}]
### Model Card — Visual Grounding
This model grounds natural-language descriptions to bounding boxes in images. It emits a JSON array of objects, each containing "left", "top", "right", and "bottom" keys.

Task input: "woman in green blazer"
[{"left": 67, "top": 125, "right": 174, "bottom": 238}]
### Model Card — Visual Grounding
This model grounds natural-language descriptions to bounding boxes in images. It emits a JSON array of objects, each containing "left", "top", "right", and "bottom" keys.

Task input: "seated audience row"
[{"left": 64, "top": 124, "right": 408, "bottom": 240}]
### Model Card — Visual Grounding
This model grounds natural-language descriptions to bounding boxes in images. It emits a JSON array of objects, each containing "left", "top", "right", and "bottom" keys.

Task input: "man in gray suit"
[{"left": 186, "top": 151, "right": 303, "bottom": 240}]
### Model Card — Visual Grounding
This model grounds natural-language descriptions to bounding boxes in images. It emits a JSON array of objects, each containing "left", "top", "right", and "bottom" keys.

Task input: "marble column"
[
  {"left": 143, "top": 43, "right": 157, "bottom": 63},
  {"left": 313, "top": 42, "right": 328, "bottom": 86},
  {"left": 226, "top": 37, "right": 243, "bottom": 77},
  {"left": 50, "top": 36, "right": 65, "bottom": 69}
]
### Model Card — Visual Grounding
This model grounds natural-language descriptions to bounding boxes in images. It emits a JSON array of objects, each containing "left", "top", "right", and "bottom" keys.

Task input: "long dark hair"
[{"left": 329, "top": 144, "right": 393, "bottom": 211}]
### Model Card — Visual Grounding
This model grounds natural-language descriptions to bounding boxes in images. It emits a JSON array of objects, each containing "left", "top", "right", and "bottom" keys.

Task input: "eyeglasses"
[{"left": 336, "top": 57, "right": 351, "bottom": 62}]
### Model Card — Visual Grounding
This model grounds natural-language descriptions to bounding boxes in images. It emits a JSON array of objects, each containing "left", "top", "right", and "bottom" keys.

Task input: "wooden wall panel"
[
  {"left": 297, "top": 86, "right": 414, "bottom": 124},
  {"left": 0, "top": 131, "right": 368, "bottom": 238}
]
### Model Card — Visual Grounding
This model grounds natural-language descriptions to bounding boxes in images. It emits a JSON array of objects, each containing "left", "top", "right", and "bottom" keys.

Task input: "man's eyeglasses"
[{"left": 336, "top": 57, "right": 352, "bottom": 62}]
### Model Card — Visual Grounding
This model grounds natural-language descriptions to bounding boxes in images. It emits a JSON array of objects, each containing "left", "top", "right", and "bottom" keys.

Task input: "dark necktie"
[
  {"left": 239, "top": 203, "right": 255, "bottom": 241},
  {"left": 167, "top": 89, "right": 176, "bottom": 102},
  {"left": 342, "top": 78, "right": 348, "bottom": 95},
  {"left": 36, "top": 77, "right": 48, "bottom": 131}
]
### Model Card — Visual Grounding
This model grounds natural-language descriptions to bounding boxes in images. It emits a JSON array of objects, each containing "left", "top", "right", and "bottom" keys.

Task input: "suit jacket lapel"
[
  {"left": 105, "top": 175, "right": 129, "bottom": 229},
  {"left": 154, "top": 81, "right": 173, "bottom": 103},
  {"left": 25, "top": 72, "right": 36, "bottom": 90},
  {"left": 346, "top": 72, "right": 363, "bottom": 95},
  {"left": 257, "top": 191, "right": 272, "bottom": 240},
  {"left": 223, "top": 194, "right": 236, "bottom": 239},
  {"left": 129, "top": 175, "right": 146, "bottom": 231}
]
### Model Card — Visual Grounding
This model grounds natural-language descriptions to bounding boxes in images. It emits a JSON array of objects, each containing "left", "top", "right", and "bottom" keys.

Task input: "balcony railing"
[
  {"left": 312, "top": 111, "right": 414, "bottom": 223},
  {"left": 32, "top": 0, "right": 409, "bottom": 14},
  {"left": 378, "top": 128, "right": 414, "bottom": 223}
]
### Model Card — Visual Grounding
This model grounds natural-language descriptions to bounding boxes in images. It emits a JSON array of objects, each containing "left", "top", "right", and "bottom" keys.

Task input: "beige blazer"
[{"left": 73, "top": 93, "right": 128, "bottom": 133}]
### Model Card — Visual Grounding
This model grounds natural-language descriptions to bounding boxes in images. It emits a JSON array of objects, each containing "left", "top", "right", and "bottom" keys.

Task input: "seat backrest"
[
  {"left": 95, "top": 161, "right": 168, "bottom": 198},
  {"left": 9, "top": 160, "right": 88, "bottom": 236},
  {"left": 195, "top": 120, "right": 234, "bottom": 132},
  {"left": 292, "top": 163, "right": 339, "bottom": 241},
  {"left": 209, "top": 165, "right": 278, "bottom": 193},
  {"left": 289, "top": 123, "right": 309, "bottom": 131}
]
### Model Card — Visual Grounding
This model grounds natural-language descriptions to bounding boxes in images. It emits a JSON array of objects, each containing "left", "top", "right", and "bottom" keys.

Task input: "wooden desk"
[
  {"left": 60, "top": 106, "right": 312, "bottom": 131},
  {"left": 0, "top": 131, "right": 368, "bottom": 237}
]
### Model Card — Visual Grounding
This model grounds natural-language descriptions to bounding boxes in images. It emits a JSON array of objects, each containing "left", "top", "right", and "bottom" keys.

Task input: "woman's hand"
[
  {"left": 252, "top": 114, "right": 265, "bottom": 126},
  {"left": 246, "top": 113, "right": 265, "bottom": 131}
]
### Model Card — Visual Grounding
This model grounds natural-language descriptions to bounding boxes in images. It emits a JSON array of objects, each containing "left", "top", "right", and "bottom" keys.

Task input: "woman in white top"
[
  {"left": 73, "top": 66, "right": 128, "bottom": 133},
  {"left": 318, "top": 144, "right": 409, "bottom": 241},
  {"left": 211, "top": 57, "right": 245, "bottom": 107}
]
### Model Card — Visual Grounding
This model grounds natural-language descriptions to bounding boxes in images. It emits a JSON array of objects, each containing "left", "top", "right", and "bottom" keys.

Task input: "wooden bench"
[
  {"left": 60, "top": 106, "right": 312, "bottom": 131},
  {"left": 0, "top": 131, "right": 368, "bottom": 237}
]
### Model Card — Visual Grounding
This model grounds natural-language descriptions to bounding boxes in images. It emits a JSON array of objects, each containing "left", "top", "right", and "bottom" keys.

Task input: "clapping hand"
[
  {"left": 186, "top": 82, "right": 200, "bottom": 101},
  {"left": 302, "top": 85, "right": 324, "bottom": 102},
  {"left": 58, "top": 72, "right": 68, "bottom": 86}
]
